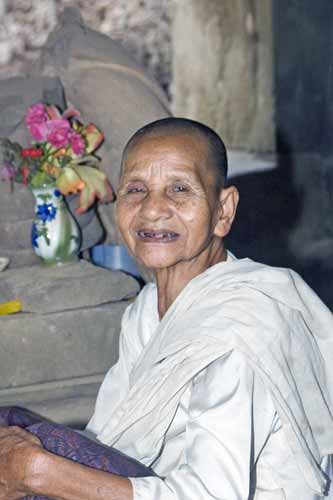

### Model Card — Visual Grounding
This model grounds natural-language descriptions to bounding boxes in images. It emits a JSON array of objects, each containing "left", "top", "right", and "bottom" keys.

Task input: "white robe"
[{"left": 87, "top": 255, "right": 333, "bottom": 499}]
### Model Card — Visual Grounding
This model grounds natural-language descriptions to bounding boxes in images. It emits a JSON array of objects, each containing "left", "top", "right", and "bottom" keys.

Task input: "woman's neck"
[{"left": 155, "top": 244, "right": 227, "bottom": 319}]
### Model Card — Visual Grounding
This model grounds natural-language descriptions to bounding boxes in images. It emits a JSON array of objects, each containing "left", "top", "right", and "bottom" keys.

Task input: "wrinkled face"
[{"left": 116, "top": 133, "right": 223, "bottom": 271}]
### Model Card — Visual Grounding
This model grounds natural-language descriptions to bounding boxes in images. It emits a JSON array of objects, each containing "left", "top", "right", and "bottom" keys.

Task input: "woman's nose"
[{"left": 140, "top": 190, "right": 172, "bottom": 221}]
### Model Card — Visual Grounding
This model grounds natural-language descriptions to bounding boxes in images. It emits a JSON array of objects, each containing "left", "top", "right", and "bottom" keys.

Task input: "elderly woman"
[{"left": 0, "top": 117, "right": 333, "bottom": 500}]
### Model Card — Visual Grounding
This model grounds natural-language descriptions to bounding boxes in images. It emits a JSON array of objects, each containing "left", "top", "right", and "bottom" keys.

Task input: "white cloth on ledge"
[{"left": 87, "top": 254, "right": 333, "bottom": 499}]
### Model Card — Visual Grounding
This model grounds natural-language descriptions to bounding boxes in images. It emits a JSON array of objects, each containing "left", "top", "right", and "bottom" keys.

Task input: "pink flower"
[
  {"left": 25, "top": 103, "right": 48, "bottom": 124},
  {"left": 68, "top": 130, "right": 85, "bottom": 155},
  {"left": 25, "top": 103, "right": 49, "bottom": 141},
  {"left": 46, "top": 119, "right": 71, "bottom": 148},
  {"left": 27, "top": 123, "right": 48, "bottom": 141}
]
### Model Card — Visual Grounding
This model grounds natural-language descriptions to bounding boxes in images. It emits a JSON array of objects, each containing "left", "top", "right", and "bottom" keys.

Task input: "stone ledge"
[
  {"left": 0, "top": 260, "right": 139, "bottom": 313},
  {"left": 228, "top": 150, "right": 276, "bottom": 178},
  {"left": 0, "top": 374, "right": 104, "bottom": 427}
]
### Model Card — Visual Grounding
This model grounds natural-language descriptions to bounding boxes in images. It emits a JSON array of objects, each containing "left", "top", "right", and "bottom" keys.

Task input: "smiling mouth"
[{"left": 137, "top": 229, "right": 180, "bottom": 242}]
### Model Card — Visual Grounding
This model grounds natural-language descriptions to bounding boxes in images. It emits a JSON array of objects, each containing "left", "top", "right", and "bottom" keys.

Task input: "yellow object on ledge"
[{"left": 0, "top": 300, "right": 22, "bottom": 315}]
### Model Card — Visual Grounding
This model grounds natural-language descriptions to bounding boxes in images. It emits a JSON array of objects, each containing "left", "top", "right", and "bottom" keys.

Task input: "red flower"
[
  {"left": 21, "top": 148, "right": 43, "bottom": 158},
  {"left": 21, "top": 165, "right": 30, "bottom": 185}
]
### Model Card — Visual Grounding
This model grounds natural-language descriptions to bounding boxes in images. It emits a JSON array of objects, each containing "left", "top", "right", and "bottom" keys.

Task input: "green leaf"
[{"left": 30, "top": 171, "right": 54, "bottom": 188}]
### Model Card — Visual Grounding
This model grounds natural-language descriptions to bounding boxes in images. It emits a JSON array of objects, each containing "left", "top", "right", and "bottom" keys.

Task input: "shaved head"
[{"left": 122, "top": 117, "right": 228, "bottom": 192}]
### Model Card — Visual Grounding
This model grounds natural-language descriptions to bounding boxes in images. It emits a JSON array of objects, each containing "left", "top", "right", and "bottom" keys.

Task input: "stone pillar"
[{"left": 172, "top": 0, "right": 275, "bottom": 152}]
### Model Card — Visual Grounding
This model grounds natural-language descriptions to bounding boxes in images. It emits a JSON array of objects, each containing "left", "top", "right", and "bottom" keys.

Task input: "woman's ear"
[{"left": 213, "top": 185, "right": 239, "bottom": 238}]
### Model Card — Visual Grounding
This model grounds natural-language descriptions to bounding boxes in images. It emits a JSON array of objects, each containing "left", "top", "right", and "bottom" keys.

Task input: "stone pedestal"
[
  {"left": 0, "top": 302, "right": 127, "bottom": 426},
  {"left": 172, "top": 0, "right": 275, "bottom": 152},
  {"left": 0, "top": 261, "right": 139, "bottom": 425}
]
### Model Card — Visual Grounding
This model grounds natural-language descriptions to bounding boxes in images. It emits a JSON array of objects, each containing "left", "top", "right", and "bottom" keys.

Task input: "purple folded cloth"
[{"left": 0, "top": 406, "right": 155, "bottom": 500}]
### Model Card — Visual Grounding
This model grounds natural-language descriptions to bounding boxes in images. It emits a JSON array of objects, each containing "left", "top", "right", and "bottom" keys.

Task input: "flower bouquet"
[
  {"left": 1, "top": 103, "right": 113, "bottom": 213},
  {"left": 0, "top": 103, "right": 114, "bottom": 264}
]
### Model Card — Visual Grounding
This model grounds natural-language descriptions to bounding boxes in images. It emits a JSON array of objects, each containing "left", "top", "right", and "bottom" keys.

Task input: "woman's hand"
[
  {"left": 0, "top": 425, "right": 133, "bottom": 500},
  {"left": 0, "top": 425, "right": 44, "bottom": 499}
]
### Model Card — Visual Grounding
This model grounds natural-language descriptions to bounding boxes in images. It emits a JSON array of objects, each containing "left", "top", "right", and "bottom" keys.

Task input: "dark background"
[{"left": 227, "top": 1, "right": 333, "bottom": 309}]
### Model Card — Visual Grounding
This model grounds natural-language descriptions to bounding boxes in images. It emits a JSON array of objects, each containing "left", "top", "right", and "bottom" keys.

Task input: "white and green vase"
[{"left": 31, "top": 185, "right": 81, "bottom": 264}]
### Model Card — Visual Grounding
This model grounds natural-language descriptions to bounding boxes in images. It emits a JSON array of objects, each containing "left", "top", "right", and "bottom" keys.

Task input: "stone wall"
[{"left": 0, "top": 0, "right": 172, "bottom": 95}]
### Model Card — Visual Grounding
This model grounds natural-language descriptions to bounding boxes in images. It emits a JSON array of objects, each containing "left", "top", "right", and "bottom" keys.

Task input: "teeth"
[{"left": 138, "top": 230, "right": 177, "bottom": 239}]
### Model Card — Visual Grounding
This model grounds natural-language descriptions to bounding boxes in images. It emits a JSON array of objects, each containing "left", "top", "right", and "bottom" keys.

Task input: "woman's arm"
[{"left": 0, "top": 426, "right": 132, "bottom": 500}]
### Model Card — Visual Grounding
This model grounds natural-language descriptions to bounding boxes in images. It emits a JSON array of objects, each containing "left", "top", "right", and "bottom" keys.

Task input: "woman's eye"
[
  {"left": 126, "top": 185, "right": 146, "bottom": 194},
  {"left": 172, "top": 184, "right": 188, "bottom": 193}
]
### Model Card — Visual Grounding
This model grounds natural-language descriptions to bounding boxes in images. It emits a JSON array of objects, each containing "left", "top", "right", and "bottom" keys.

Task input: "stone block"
[
  {"left": 0, "top": 300, "right": 127, "bottom": 390},
  {"left": 0, "top": 260, "right": 139, "bottom": 313}
]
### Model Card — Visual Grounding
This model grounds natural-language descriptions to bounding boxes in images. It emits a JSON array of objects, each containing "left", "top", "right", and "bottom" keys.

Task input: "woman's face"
[{"left": 116, "top": 133, "right": 226, "bottom": 271}]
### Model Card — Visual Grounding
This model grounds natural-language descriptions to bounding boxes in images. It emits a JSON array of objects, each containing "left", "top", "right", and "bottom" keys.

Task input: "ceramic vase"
[{"left": 31, "top": 185, "right": 81, "bottom": 264}]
